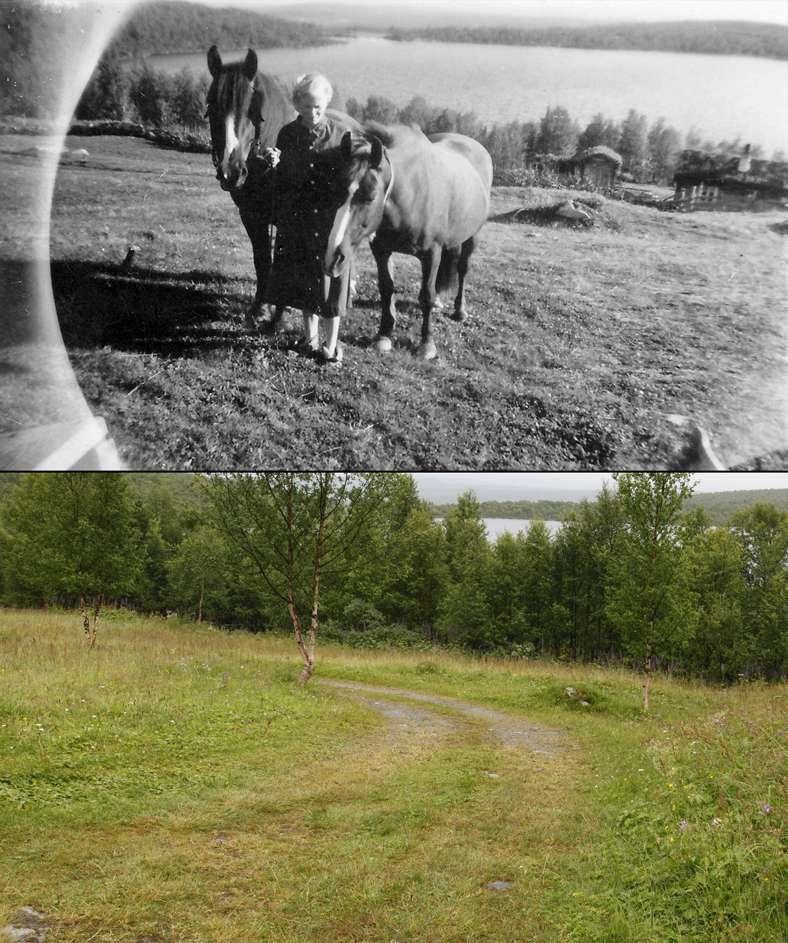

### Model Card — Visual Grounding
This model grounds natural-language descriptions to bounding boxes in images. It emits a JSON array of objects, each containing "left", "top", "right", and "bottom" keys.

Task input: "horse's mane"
[
  {"left": 363, "top": 121, "right": 430, "bottom": 149},
  {"left": 252, "top": 71, "right": 295, "bottom": 148}
]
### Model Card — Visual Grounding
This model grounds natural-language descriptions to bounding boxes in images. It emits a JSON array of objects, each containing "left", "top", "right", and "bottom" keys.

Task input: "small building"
[
  {"left": 558, "top": 145, "right": 623, "bottom": 191},
  {"left": 520, "top": 146, "right": 622, "bottom": 191},
  {"left": 672, "top": 148, "right": 788, "bottom": 211}
]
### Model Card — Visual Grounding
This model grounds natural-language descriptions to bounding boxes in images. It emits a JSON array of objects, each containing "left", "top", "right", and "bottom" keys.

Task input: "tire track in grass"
[{"left": 320, "top": 679, "right": 569, "bottom": 756}]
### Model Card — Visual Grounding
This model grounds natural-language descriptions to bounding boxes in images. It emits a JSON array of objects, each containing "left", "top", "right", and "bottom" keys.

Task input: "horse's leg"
[
  {"left": 417, "top": 246, "right": 441, "bottom": 361},
  {"left": 301, "top": 310, "right": 319, "bottom": 352},
  {"left": 320, "top": 317, "right": 343, "bottom": 363},
  {"left": 237, "top": 203, "right": 281, "bottom": 331},
  {"left": 451, "top": 236, "right": 476, "bottom": 323},
  {"left": 372, "top": 238, "right": 397, "bottom": 353}
]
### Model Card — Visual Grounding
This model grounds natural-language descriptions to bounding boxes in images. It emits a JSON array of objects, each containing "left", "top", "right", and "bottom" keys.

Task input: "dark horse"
[
  {"left": 206, "top": 46, "right": 294, "bottom": 325},
  {"left": 322, "top": 123, "right": 493, "bottom": 359}
]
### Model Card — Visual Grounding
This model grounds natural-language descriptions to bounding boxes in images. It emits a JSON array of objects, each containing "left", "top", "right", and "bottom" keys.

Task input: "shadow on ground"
[{"left": 50, "top": 259, "right": 248, "bottom": 356}]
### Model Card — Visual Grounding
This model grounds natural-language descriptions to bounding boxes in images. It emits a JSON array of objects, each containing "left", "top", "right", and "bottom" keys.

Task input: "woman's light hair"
[{"left": 292, "top": 73, "right": 333, "bottom": 107}]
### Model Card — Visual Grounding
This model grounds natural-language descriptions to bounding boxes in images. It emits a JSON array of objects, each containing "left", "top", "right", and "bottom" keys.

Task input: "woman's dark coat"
[{"left": 265, "top": 113, "right": 357, "bottom": 316}]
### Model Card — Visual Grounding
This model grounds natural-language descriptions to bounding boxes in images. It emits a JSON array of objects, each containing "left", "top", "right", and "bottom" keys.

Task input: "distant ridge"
[
  {"left": 0, "top": 475, "right": 783, "bottom": 528},
  {"left": 386, "top": 20, "right": 788, "bottom": 61},
  {"left": 105, "top": 0, "right": 339, "bottom": 58},
  {"left": 427, "top": 490, "right": 788, "bottom": 525}
]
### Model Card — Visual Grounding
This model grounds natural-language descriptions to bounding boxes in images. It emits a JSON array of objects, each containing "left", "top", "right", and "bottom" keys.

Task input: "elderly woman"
[{"left": 265, "top": 73, "right": 354, "bottom": 363}]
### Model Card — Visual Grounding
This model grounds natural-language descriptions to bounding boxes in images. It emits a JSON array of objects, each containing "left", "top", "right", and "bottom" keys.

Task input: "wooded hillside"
[
  {"left": 386, "top": 20, "right": 788, "bottom": 61},
  {"left": 428, "top": 488, "right": 788, "bottom": 525},
  {"left": 107, "top": 1, "right": 338, "bottom": 57}
]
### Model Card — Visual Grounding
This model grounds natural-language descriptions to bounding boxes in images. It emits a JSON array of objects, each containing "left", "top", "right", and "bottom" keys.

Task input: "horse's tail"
[{"left": 435, "top": 247, "right": 460, "bottom": 296}]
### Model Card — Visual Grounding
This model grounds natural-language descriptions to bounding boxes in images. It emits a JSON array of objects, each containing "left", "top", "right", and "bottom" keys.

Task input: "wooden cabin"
[{"left": 558, "top": 145, "right": 623, "bottom": 191}]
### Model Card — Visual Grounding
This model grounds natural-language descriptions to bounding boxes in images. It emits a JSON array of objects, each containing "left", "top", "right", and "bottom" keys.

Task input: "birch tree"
[
  {"left": 607, "top": 472, "right": 697, "bottom": 710},
  {"left": 204, "top": 473, "right": 382, "bottom": 683}
]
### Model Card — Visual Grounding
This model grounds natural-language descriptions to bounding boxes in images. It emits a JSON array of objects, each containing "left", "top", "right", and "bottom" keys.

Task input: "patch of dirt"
[
  {"left": 320, "top": 680, "right": 569, "bottom": 756},
  {"left": 491, "top": 197, "right": 620, "bottom": 231},
  {"left": 346, "top": 693, "right": 462, "bottom": 739}
]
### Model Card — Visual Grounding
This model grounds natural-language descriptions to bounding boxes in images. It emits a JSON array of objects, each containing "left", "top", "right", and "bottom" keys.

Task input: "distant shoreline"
[
  {"left": 428, "top": 490, "right": 788, "bottom": 525},
  {"left": 384, "top": 21, "right": 788, "bottom": 62}
]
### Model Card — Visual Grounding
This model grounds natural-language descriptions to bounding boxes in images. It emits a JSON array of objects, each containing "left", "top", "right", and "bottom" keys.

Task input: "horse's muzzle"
[{"left": 217, "top": 165, "right": 248, "bottom": 191}]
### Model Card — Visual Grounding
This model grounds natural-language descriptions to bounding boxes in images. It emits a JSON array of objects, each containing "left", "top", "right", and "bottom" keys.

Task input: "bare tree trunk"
[
  {"left": 301, "top": 488, "right": 327, "bottom": 685},
  {"left": 81, "top": 597, "right": 90, "bottom": 643},
  {"left": 288, "top": 591, "right": 314, "bottom": 684},
  {"left": 197, "top": 577, "right": 204, "bottom": 623},
  {"left": 642, "top": 644, "right": 653, "bottom": 711},
  {"left": 81, "top": 596, "right": 101, "bottom": 648}
]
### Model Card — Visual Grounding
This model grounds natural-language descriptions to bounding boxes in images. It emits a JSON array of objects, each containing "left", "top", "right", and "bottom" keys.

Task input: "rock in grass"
[
  {"left": 0, "top": 926, "right": 37, "bottom": 943},
  {"left": 485, "top": 880, "right": 513, "bottom": 891},
  {"left": 1, "top": 928, "right": 40, "bottom": 943},
  {"left": 1, "top": 907, "right": 47, "bottom": 943},
  {"left": 555, "top": 200, "right": 594, "bottom": 223},
  {"left": 8, "top": 912, "right": 44, "bottom": 931}
]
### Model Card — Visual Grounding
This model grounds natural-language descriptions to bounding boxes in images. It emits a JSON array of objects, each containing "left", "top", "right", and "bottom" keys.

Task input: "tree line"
[
  {"left": 385, "top": 20, "right": 788, "bottom": 61},
  {"left": 71, "top": 56, "right": 770, "bottom": 187},
  {"left": 428, "top": 490, "right": 788, "bottom": 527},
  {"left": 0, "top": 473, "right": 784, "bottom": 687}
]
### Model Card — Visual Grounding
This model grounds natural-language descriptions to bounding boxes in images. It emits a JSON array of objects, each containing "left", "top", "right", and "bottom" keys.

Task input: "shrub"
[
  {"left": 128, "top": 64, "right": 174, "bottom": 127},
  {"left": 170, "top": 67, "right": 209, "bottom": 130},
  {"left": 338, "top": 598, "right": 386, "bottom": 633},
  {"left": 322, "top": 620, "right": 431, "bottom": 651},
  {"left": 75, "top": 55, "right": 127, "bottom": 120}
]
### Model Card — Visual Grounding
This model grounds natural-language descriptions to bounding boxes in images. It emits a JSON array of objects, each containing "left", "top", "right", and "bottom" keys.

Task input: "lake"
[
  {"left": 435, "top": 518, "right": 563, "bottom": 541},
  {"left": 148, "top": 36, "right": 788, "bottom": 154}
]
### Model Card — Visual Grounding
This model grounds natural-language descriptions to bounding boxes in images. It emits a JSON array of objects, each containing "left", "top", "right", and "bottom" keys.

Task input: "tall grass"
[{"left": 1, "top": 608, "right": 784, "bottom": 942}]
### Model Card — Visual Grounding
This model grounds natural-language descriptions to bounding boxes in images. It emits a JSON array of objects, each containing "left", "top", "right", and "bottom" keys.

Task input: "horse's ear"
[
  {"left": 370, "top": 135, "right": 383, "bottom": 170},
  {"left": 341, "top": 131, "right": 354, "bottom": 161},
  {"left": 242, "top": 49, "right": 258, "bottom": 81},
  {"left": 207, "top": 46, "right": 222, "bottom": 77}
]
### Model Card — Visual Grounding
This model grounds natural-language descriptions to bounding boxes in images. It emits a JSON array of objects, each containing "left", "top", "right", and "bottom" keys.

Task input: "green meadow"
[{"left": 1, "top": 608, "right": 784, "bottom": 942}]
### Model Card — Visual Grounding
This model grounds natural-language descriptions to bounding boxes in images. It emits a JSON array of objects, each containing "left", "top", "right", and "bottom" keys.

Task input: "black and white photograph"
[{"left": 0, "top": 0, "right": 786, "bottom": 468}]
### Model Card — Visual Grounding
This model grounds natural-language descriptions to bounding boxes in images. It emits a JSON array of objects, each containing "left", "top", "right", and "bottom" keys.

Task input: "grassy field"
[
  {"left": 1, "top": 132, "right": 786, "bottom": 469},
  {"left": 0, "top": 608, "right": 784, "bottom": 942}
]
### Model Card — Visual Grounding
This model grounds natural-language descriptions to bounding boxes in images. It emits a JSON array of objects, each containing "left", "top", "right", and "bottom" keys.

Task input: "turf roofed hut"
[
  {"left": 558, "top": 145, "right": 623, "bottom": 192},
  {"left": 672, "top": 147, "right": 788, "bottom": 212}
]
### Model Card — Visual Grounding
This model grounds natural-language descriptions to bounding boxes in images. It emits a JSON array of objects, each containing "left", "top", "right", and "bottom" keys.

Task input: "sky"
[
  {"left": 411, "top": 472, "right": 788, "bottom": 503},
  {"left": 182, "top": 0, "right": 788, "bottom": 26}
]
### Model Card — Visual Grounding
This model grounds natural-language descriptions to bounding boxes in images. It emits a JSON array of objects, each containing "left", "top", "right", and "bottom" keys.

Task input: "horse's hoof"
[
  {"left": 320, "top": 342, "right": 343, "bottom": 365},
  {"left": 418, "top": 340, "right": 437, "bottom": 361},
  {"left": 451, "top": 306, "right": 467, "bottom": 323},
  {"left": 376, "top": 336, "right": 393, "bottom": 354}
]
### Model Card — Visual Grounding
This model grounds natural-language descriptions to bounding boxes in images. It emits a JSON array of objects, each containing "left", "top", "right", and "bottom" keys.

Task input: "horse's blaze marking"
[
  {"left": 223, "top": 115, "right": 239, "bottom": 169},
  {"left": 325, "top": 182, "right": 359, "bottom": 270}
]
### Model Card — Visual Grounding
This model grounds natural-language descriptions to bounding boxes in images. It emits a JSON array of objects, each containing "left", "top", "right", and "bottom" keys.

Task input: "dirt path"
[{"left": 320, "top": 679, "right": 568, "bottom": 756}]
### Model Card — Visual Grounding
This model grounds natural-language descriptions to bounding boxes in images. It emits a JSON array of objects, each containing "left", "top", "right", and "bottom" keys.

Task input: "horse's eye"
[{"left": 357, "top": 175, "right": 377, "bottom": 203}]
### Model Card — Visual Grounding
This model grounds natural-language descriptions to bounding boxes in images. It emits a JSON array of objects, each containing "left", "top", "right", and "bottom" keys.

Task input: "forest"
[
  {"left": 0, "top": 472, "right": 784, "bottom": 685},
  {"left": 385, "top": 20, "right": 788, "bottom": 61}
]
